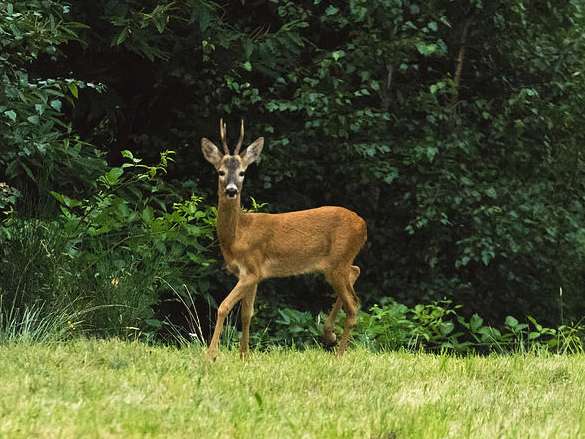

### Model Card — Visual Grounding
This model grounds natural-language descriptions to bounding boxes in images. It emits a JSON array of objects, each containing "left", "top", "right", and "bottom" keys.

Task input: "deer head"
[{"left": 201, "top": 118, "right": 264, "bottom": 200}]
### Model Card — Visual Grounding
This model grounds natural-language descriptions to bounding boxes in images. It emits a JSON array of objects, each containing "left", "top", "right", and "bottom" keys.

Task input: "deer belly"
[{"left": 262, "top": 255, "right": 325, "bottom": 278}]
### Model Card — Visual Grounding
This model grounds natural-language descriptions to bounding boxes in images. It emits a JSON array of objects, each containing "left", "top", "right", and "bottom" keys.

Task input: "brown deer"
[{"left": 201, "top": 119, "right": 367, "bottom": 360}]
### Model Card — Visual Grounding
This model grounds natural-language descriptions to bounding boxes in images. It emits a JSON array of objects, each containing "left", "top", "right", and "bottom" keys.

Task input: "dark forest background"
[{"left": 2, "top": 0, "right": 585, "bottom": 344}]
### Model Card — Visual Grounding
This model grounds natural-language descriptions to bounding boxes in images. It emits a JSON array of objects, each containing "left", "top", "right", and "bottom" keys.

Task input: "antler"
[
  {"left": 219, "top": 118, "right": 230, "bottom": 155},
  {"left": 234, "top": 118, "right": 245, "bottom": 155}
]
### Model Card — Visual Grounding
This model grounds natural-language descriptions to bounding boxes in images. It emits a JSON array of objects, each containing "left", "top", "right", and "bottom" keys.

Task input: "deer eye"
[
  {"left": 218, "top": 170, "right": 225, "bottom": 176},
  {"left": 239, "top": 172, "right": 245, "bottom": 177}
]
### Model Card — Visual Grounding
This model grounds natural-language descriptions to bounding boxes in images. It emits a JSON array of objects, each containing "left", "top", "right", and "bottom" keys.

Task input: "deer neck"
[{"left": 217, "top": 195, "right": 242, "bottom": 251}]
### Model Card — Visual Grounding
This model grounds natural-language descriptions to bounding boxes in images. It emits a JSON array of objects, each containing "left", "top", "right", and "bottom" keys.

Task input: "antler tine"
[
  {"left": 234, "top": 118, "right": 245, "bottom": 155},
  {"left": 219, "top": 118, "right": 230, "bottom": 155}
]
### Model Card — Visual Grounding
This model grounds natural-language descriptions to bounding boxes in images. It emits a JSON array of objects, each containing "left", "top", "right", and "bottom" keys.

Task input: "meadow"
[{"left": 1, "top": 340, "right": 584, "bottom": 438}]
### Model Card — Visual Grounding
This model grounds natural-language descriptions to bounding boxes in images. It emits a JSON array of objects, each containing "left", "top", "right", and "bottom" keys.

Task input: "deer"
[{"left": 201, "top": 118, "right": 367, "bottom": 360}]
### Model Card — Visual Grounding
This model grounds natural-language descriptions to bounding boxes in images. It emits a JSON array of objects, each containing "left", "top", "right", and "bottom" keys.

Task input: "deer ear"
[
  {"left": 201, "top": 138, "right": 223, "bottom": 168},
  {"left": 240, "top": 137, "right": 264, "bottom": 168}
]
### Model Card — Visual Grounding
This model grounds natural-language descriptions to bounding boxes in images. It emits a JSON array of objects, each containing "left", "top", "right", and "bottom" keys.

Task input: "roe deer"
[{"left": 201, "top": 119, "right": 367, "bottom": 360}]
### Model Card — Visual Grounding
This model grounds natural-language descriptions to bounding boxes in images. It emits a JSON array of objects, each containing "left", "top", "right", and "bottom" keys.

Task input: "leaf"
[
  {"left": 62, "top": 194, "right": 81, "bottom": 208},
  {"left": 440, "top": 321, "right": 454, "bottom": 336},
  {"left": 104, "top": 167, "right": 124, "bottom": 185},
  {"left": 50, "top": 99, "right": 62, "bottom": 111},
  {"left": 325, "top": 5, "right": 339, "bottom": 15},
  {"left": 121, "top": 150, "right": 134, "bottom": 159},
  {"left": 242, "top": 61, "right": 252, "bottom": 72},
  {"left": 332, "top": 50, "right": 345, "bottom": 61},
  {"left": 68, "top": 83, "right": 78, "bottom": 99},
  {"left": 485, "top": 187, "right": 497, "bottom": 199},
  {"left": 416, "top": 42, "right": 438, "bottom": 56},
  {"left": 142, "top": 206, "right": 154, "bottom": 224},
  {"left": 153, "top": 14, "right": 166, "bottom": 33},
  {"left": 505, "top": 316, "right": 519, "bottom": 328},
  {"left": 115, "top": 28, "right": 129, "bottom": 46},
  {"left": 26, "top": 115, "right": 39, "bottom": 125},
  {"left": 470, "top": 314, "right": 484, "bottom": 331},
  {"left": 4, "top": 110, "right": 16, "bottom": 121}
]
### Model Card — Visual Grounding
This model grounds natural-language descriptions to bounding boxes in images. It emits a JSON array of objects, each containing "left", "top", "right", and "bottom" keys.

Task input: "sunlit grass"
[{"left": 1, "top": 340, "right": 584, "bottom": 438}]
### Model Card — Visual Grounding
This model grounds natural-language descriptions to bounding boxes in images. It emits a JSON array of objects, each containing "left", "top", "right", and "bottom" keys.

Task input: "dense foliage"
[{"left": 1, "top": 0, "right": 585, "bottom": 341}]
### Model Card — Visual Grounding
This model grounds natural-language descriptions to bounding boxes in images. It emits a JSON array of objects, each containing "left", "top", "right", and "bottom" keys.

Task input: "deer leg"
[
  {"left": 323, "top": 298, "right": 342, "bottom": 345},
  {"left": 207, "top": 277, "right": 256, "bottom": 361},
  {"left": 326, "top": 267, "right": 359, "bottom": 357},
  {"left": 323, "top": 265, "right": 360, "bottom": 346},
  {"left": 239, "top": 284, "right": 258, "bottom": 360}
]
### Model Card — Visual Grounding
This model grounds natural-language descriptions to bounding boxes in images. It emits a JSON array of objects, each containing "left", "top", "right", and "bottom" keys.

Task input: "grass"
[{"left": 1, "top": 340, "right": 584, "bottom": 438}]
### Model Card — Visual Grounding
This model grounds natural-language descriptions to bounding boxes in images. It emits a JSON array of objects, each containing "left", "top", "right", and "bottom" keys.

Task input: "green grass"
[{"left": 1, "top": 340, "right": 584, "bottom": 438}]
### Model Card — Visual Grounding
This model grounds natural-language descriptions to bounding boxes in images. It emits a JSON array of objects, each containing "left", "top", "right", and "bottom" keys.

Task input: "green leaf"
[
  {"left": 104, "top": 167, "right": 124, "bottom": 185},
  {"left": 26, "top": 115, "right": 40, "bottom": 124},
  {"left": 115, "top": 28, "right": 129, "bottom": 46},
  {"left": 332, "top": 50, "right": 345, "bottom": 61},
  {"left": 416, "top": 42, "right": 438, "bottom": 56},
  {"left": 142, "top": 206, "right": 154, "bottom": 224},
  {"left": 50, "top": 99, "right": 62, "bottom": 111},
  {"left": 485, "top": 187, "right": 497, "bottom": 199},
  {"left": 4, "top": 110, "right": 16, "bottom": 122},
  {"left": 470, "top": 314, "right": 484, "bottom": 331},
  {"left": 68, "top": 83, "right": 78, "bottom": 99},
  {"left": 153, "top": 15, "right": 166, "bottom": 33},
  {"left": 440, "top": 321, "right": 454, "bottom": 336},
  {"left": 325, "top": 5, "right": 339, "bottom": 15},
  {"left": 121, "top": 150, "right": 134, "bottom": 159},
  {"left": 505, "top": 316, "right": 519, "bottom": 328},
  {"left": 242, "top": 61, "right": 252, "bottom": 72}
]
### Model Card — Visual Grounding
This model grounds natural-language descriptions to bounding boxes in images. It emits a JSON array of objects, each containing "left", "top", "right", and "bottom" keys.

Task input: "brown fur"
[{"left": 202, "top": 130, "right": 367, "bottom": 360}]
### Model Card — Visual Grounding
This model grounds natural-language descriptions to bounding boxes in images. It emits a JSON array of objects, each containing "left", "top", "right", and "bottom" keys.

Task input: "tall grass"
[
  {"left": 156, "top": 280, "right": 241, "bottom": 349},
  {"left": 0, "top": 298, "right": 77, "bottom": 343},
  {"left": 0, "top": 218, "right": 162, "bottom": 340}
]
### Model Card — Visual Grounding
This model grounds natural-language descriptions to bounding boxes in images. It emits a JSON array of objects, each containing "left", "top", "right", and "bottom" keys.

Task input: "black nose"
[{"left": 225, "top": 187, "right": 238, "bottom": 197}]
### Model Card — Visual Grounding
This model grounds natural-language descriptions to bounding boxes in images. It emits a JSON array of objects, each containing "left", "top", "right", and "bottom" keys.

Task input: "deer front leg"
[
  {"left": 239, "top": 285, "right": 258, "bottom": 360},
  {"left": 207, "top": 277, "right": 256, "bottom": 361}
]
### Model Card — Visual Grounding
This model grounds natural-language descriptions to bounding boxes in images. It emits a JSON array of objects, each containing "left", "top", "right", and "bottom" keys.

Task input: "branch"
[
  {"left": 381, "top": 63, "right": 394, "bottom": 112},
  {"left": 452, "top": 17, "right": 473, "bottom": 105}
]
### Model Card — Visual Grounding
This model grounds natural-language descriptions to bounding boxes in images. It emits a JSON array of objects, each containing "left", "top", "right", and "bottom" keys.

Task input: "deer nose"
[{"left": 225, "top": 184, "right": 238, "bottom": 198}]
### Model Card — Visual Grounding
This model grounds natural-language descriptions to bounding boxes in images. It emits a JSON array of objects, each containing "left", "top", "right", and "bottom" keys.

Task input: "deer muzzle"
[{"left": 225, "top": 183, "right": 238, "bottom": 199}]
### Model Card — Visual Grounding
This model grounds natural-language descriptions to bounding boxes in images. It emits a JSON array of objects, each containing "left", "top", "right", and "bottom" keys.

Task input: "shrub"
[
  {"left": 250, "top": 298, "right": 585, "bottom": 354},
  {"left": 0, "top": 151, "right": 217, "bottom": 338}
]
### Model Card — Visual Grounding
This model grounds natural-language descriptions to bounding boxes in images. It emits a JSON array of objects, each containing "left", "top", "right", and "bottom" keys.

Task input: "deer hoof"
[
  {"left": 321, "top": 331, "right": 337, "bottom": 350},
  {"left": 206, "top": 349, "right": 219, "bottom": 362}
]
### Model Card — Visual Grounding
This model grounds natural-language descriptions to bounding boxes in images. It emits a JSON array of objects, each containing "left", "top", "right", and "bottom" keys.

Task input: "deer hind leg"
[
  {"left": 207, "top": 277, "right": 257, "bottom": 361},
  {"left": 323, "top": 298, "right": 342, "bottom": 345},
  {"left": 325, "top": 265, "right": 360, "bottom": 356},
  {"left": 239, "top": 284, "right": 258, "bottom": 360},
  {"left": 323, "top": 265, "right": 360, "bottom": 346}
]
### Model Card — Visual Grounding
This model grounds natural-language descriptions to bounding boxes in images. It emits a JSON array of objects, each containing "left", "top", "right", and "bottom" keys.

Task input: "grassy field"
[{"left": 1, "top": 340, "right": 584, "bottom": 438}]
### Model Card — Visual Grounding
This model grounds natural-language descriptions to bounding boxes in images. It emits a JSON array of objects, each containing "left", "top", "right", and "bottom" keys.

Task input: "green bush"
[
  {"left": 250, "top": 299, "right": 584, "bottom": 354},
  {"left": 0, "top": 151, "right": 217, "bottom": 339}
]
